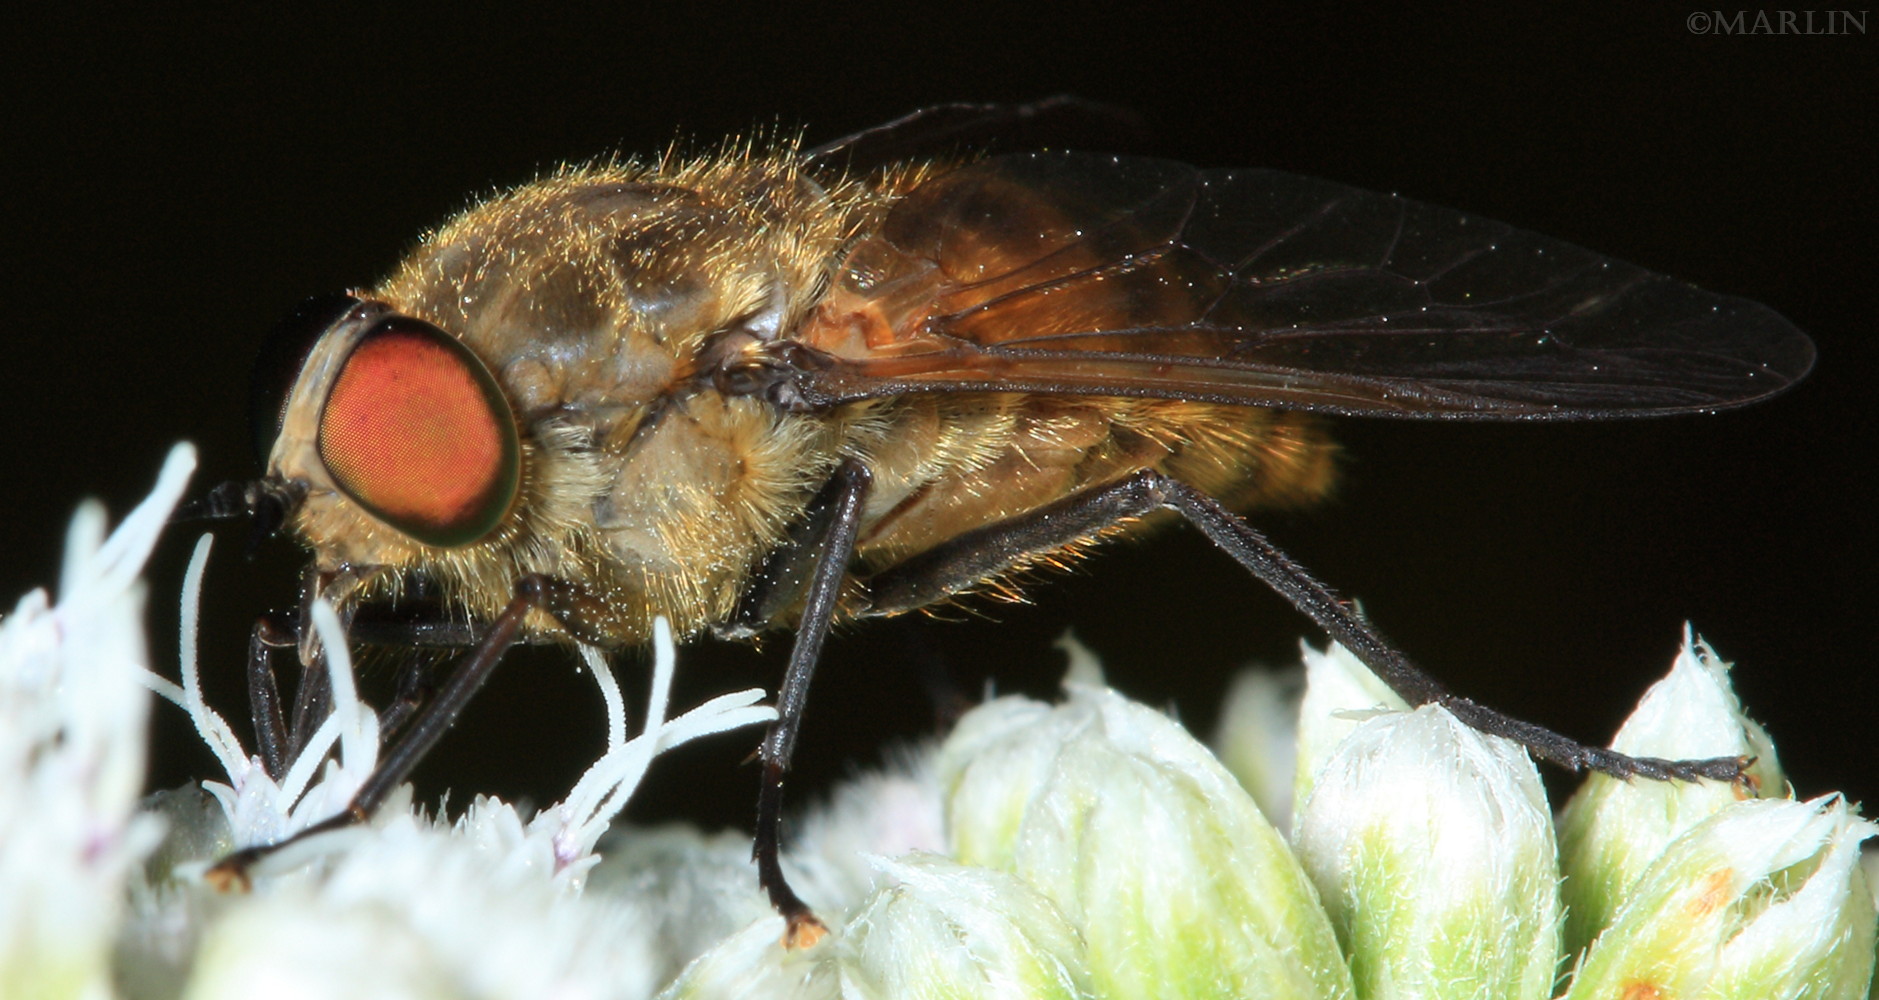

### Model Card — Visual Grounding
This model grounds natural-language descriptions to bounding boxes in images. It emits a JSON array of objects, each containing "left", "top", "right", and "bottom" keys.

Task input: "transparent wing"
[
  {"left": 803, "top": 97, "right": 1148, "bottom": 174},
  {"left": 790, "top": 153, "right": 1812, "bottom": 418}
]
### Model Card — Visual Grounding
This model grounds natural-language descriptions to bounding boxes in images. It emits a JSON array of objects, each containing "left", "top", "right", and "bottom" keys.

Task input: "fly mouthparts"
[
  {"left": 171, "top": 479, "right": 255, "bottom": 523},
  {"left": 171, "top": 478, "right": 305, "bottom": 558}
]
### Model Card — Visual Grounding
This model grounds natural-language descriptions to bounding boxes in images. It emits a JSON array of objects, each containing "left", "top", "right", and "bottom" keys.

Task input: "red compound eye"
[{"left": 317, "top": 318, "right": 519, "bottom": 547}]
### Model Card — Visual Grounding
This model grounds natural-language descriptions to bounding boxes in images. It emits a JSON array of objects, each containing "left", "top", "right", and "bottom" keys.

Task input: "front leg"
[{"left": 206, "top": 573, "right": 588, "bottom": 890}]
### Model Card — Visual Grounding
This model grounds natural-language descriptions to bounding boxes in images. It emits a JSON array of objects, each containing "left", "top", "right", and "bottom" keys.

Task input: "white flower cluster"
[
  {"left": 2, "top": 447, "right": 1874, "bottom": 999},
  {"left": 0, "top": 445, "right": 188, "bottom": 1000}
]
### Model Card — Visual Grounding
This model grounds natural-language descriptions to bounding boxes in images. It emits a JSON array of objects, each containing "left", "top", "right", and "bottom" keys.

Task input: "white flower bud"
[
  {"left": 1213, "top": 666, "right": 1304, "bottom": 830},
  {"left": 841, "top": 855, "right": 1090, "bottom": 1000},
  {"left": 1556, "top": 631, "right": 1782, "bottom": 954},
  {"left": 942, "top": 684, "right": 1353, "bottom": 1000},
  {"left": 1295, "top": 705, "right": 1561, "bottom": 1000},
  {"left": 1563, "top": 795, "right": 1876, "bottom": 1000},
  {"left": 1293, "top": 641, "right": 1410, "bottom": 832},
  {"left": 655, "top": 916, "right": 840, "bottom": 1000}
]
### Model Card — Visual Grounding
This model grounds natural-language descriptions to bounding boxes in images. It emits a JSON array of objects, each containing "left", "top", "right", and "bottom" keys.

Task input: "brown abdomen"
[{"left": 848, "top": 392, "right": 1336, "bottom": 601}]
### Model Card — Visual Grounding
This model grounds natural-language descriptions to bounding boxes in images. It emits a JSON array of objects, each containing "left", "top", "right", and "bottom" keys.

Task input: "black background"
[{"left": 5, "top": 7, "right": 1872, "bottom": 829}]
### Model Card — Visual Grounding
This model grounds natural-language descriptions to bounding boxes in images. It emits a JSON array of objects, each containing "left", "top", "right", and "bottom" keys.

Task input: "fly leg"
[
  {"left": 205, "top": 574, "right": 572, "bottom": 891},
  {"left": 375, "top": 655, "right": 440, "bottom": 748},
  {"left": 248, "top": 602, "right": 535, "bottom": 782},
  {"left": 245, "top": 614, "right": 298, "bottom": 780},
  {"left": 864, "top": 469, "right": 1747, "bottom": 784},
  {"left": 282, "top": 564, "right": 358, "bottom": 767},
  {"left": 734, "top": 458, "right": 872, "bottom": 948}
]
